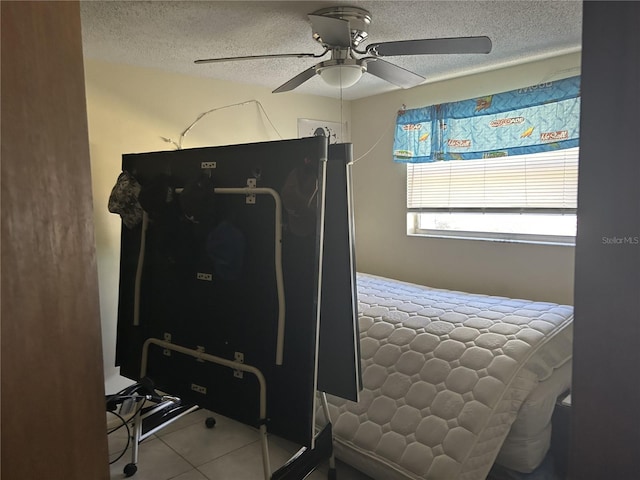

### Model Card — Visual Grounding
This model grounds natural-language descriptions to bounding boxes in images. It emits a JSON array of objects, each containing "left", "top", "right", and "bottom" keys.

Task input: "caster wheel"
[
  {"left": 328, "top": 467, "right": 337, "bottom": 480},
  {"left": 205, "top": 417, "right": 216, "bottom": 428},
  {"left": 123, "top": 463, "right": 137, "bottom": 477}
]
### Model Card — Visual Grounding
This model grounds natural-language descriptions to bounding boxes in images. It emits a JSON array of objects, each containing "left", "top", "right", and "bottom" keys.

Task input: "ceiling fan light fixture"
[{"left": 316, "top": 60, "right": 365, "bottom": 88}]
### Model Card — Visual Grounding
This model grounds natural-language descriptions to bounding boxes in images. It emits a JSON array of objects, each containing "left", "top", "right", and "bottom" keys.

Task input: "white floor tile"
[
  {"left": 153, "top": 407, "right": 216, "bottom": 437},
  {"left": 159, "top": 413, "right": 260, "bottom": 467},
  {"left": 109, "top": 437, "right": 193, "bottom": 480},
  {"left": 107, "top": 407, "right": 372, "bottom": 480},
  {"left": 197, "top": 434, "right": 329, "bottom": 480},
  {"left": 197, "top": 440, "right": 270, "bottom": 480},
  {"left": 170, "top": 470, "right": 209, "bottom": 480}
]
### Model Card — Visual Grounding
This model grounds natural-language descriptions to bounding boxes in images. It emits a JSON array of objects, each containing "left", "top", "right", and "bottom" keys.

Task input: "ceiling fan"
[{"left": 194, "top": 6, "right": 492, "bottom": 93}]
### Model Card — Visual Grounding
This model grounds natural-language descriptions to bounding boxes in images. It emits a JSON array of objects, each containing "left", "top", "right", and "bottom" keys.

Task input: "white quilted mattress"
[
  {"left": 319, "top": 273, "right": 573, "bottom": 480},
  {"left": 495, "top": 360, "right": 572, "bottom": 473}
]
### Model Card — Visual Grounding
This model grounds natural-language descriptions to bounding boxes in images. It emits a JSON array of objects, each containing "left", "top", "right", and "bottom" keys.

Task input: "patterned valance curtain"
[{"left": 393, "top": 76, "right": 581, "bottom": 163}]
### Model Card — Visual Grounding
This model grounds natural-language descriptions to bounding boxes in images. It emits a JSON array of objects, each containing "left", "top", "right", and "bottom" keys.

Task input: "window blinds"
[{"left": 407, "top": 147, "right": 579, "bottom": 210}]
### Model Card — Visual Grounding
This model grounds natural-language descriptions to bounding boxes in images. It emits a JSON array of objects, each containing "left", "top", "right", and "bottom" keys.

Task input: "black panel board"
[
  {"left": 317, "top": 144, "right": 361, "bottom": 400},
  {"left": 114, "top": 137, "right": 327, "bottom": 446}
]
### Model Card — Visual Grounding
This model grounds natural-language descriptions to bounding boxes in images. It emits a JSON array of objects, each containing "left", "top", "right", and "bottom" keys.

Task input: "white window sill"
[{"left": 407, "top": 231, "right": 576, "bottom": 247}]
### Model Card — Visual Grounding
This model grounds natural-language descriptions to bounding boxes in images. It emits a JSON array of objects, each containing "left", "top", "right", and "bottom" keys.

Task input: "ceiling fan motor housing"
[{"left": 311, "top": 6, "right": 372, "bottom": 47}]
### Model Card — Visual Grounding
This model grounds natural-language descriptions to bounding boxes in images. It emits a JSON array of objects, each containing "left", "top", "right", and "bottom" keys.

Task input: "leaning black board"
[
  {"left": 317, "top": 144, "right": 361, "bottom": 401},
  {"left": 115, "top": 137, "right": 331, "bottom": 447}
]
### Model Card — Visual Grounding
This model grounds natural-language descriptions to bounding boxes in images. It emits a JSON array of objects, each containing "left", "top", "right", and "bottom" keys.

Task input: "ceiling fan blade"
[
  {"left": 308, "top": 14, "right": 352, "bottom": 47},
  {"left": 272, "top": 66, "right": 318, "bottom": 93},
  {"left": 363, "top": 58, "right": 425, "bottom": 89},
  {"left": 367, "top": 36, "right": 492, "bottom": 57},
  {"left": 195, "top": 52, "right": 323, "bottom": 64}
]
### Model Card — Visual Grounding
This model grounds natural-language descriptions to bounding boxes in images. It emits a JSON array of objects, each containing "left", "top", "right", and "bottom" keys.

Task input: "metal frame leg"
[
  {"left": 320, "top": 392, "right": 337, "bottom": 478},
  {"left": 139, "top": 338, "right": 271, "bottom": 480}
]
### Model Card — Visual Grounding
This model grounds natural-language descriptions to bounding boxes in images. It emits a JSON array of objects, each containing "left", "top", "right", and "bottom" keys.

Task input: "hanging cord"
[
  {"left": 160, "top": 99, "right": 283, "bottom": 149},
  {"left": 107, "top": 409, "right": 131, "bottom": 464},
  {"left": 350, "top": 112, "right": 398, "bottom": 165},
  {"left": 340, "top": 69, "right": 345, "bottom": 142},
  {"left": 106, "top": 394, "right": 147, "bottom": 464}
]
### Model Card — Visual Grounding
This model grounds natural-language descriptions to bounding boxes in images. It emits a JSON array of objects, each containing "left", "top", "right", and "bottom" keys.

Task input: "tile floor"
[{"left": 108, "top": 407, "right": 372, "bottom": 480}]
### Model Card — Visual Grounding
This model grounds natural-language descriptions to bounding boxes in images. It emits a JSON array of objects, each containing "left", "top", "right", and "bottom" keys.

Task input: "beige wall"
[
  {"left": 350, "top": 53, "right": 581, "bottom": 305},
  {"left": 86, "top": 54, "right": 581, "bottom": 387},
  {"left": 84, "top": 59, "right": 351, "bottom": 389}
]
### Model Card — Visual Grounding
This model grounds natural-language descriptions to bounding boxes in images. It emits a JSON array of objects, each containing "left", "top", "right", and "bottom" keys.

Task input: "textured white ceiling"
[{"left": 80, "top": 1, "right": 583, "bottom": 100}]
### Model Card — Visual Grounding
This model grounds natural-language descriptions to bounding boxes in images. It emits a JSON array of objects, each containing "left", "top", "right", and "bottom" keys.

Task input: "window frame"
[
  {"left": 407, "top": 210, "right": 577, "bottom": 245},
  {"left": 406, "top": 148, "right": 579, "bottom": 245}
]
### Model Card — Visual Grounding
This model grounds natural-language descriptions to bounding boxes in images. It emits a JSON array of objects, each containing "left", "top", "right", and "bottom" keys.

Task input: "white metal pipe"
[
  {"left": 174, "top": 186, "right": 286, "bottom": 366},
  {"left": 133, "top": 212, "right": 149, "bottom": 326},
  {"left": 320, "top": 392, "right": 336, "bottom": 470},
  {"left": 140, "top": 338, "right": 271, "bottom": 479},
  {"left": 128, "top": 184, "right": 283, "bottom": 477},
  {"left": 131, "top": 403, "right": 142, "bottom": 465},
  {"left": 214, "top": 187, "right": 285, "bottom": 365}
]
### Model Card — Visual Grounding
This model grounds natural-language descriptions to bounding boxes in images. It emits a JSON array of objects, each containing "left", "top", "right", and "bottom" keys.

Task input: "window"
[
  {"left": 407, "top": 147, "right": 578, "bottom": 244},
  {"left": 396, "top": 76, "right": 581, "bottom": 244}
]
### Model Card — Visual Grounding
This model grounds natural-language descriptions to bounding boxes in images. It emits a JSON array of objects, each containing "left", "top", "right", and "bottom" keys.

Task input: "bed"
[{"left": 318, "top": 273, "right": 573, "bottom": 480}]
